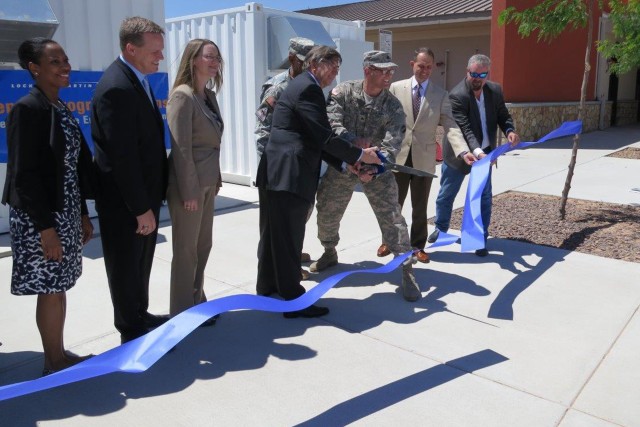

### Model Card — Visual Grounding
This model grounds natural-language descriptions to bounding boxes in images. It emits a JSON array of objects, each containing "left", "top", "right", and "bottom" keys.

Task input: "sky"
[{"left": 165, "top": 0, "right": 361, "bottom": 18}]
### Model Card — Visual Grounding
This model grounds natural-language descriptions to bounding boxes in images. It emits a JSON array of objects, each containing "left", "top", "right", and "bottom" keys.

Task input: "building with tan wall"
[{"left": 301, "top": 0, "right": 639, "bottom": 140}]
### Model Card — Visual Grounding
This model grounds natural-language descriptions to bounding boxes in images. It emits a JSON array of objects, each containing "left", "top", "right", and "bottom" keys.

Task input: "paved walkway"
[{"left": 1, "top": 124, "right": 639, "bottom": 426}]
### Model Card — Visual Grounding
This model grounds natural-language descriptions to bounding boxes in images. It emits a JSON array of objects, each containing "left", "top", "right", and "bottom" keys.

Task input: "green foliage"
[
  {"left": 597, "top": 0, "right": 640, "bottom": 75},
  {"left": 498, "top": 0, "right": 589, "bottom": 42}
]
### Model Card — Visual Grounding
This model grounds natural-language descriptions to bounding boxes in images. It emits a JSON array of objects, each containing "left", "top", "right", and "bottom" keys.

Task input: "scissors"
[{"left": 365, "top": 151, "right": 438, "bottom": 178}]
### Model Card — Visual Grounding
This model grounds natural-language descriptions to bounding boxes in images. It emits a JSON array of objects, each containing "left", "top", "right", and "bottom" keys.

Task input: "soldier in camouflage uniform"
[
  {"left": 310, "top": 50, "right": 422, "bottom": 302},
  {"left": 255, "top": 37, "right": 315, "bottom": 159},
  {"left": 255, "top": 37, "right": 315, "bottom": 279}
]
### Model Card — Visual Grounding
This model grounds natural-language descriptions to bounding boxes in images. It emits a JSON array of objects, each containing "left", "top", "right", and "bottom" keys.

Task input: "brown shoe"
[
  {"left": 301, "top": 268, "right": 310, "bottom": 280},
  {"left": 301, "top": 252, "right": 311, "bottom": 263},
  {"left": 414, "top": 250, "right": 430, "bottom": 263},
  {"left": 377, "top": 243, "right": 391, "bottom": 257}
]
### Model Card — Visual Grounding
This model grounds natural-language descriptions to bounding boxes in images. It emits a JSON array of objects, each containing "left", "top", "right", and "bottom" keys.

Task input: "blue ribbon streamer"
[
  {"left": 0, "top": 235, "right": 458, "bottom": 402},
  {"left": 459, "top": 121, "right": 583, "bottom": 252}
]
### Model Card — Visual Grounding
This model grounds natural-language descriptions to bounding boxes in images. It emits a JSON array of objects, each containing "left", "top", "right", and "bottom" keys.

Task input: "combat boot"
[
  {"left": 310, "top": 248, "right": 338, "bottom": 272},
  {"left": 402, "top": 265, "right": 421, "bottom": 302}
]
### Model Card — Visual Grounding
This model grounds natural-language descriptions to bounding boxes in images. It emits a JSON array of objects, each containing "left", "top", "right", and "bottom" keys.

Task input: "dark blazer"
[
  {"left": 91, "top": 58, "right": 168, "bottom": 215},
  {"left": 444, "top": 78, "right": 515, "bottom": 174},
  {"left": 256, "top": 71, "right": 361, "bottom": 203},
  {"left": 2, "top": 86, "right": 95, "bottom": 231}
]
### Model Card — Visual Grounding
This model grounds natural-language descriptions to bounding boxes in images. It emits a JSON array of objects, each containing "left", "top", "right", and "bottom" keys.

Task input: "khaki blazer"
[
  {"left": 167, "top": 84, "right": 224, "bottom": 201},
  {"left": 390, "top": 78, "right": 465, "bottom": 175}
]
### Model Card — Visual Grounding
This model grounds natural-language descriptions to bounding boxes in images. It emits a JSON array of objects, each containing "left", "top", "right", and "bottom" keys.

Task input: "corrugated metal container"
[{"left": 165, "top": 2, "right": 371, "bottom": 186}]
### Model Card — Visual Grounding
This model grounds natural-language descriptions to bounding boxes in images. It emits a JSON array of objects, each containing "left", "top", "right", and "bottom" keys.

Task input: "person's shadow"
[
  {"left": 0, "top": 310, "right": 322, "bottom": 425},
  {"left": 483, "top": 212, "right": 625, "bottom": 320},
  {"left": 430, "top": 237, "right": 566, "bottom": 321},
  {"left": 294, "top": 348, "right": 508, "bottom": 426},
  {"left": 309, "top": 260, "right": 491, "bottom": 333},
  {"left": 434, "top": 200, "right": 640, "bottom": 320},
  {"left": 2, "top": 262, "right": 493, "bottom": 426}
]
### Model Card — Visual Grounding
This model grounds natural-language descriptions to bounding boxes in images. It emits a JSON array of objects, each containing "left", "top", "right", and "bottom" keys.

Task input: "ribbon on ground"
[
  {"left": 459, "top": 121, "right": 583, "bottom": 252},
  {"left": 0, "top": 234, "right": 458, "bottom": 402}
]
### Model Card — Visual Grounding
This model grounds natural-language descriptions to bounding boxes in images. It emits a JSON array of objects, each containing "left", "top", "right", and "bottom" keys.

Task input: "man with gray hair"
[
  {"left": 311, "top": 50, "right": 423, "bottom": 302},
  {"left": 255, "top": 37, "right": 315, "bottom": 279},
  {"left": 428, "top": 54, "right": 520, "bottom": 256},
  {"left": 256, "top": 46, "right": 381, "bottom": 316}
]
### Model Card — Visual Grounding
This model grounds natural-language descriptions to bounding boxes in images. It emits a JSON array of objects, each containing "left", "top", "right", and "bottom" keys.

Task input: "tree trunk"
[{"left": 559, "top": 0, "right": 594, "bottom": 219}]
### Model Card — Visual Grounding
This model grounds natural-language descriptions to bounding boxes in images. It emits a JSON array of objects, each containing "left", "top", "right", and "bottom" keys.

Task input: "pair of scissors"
[{"left": 365, "top": 151, "right": 438, "bottom": 178}]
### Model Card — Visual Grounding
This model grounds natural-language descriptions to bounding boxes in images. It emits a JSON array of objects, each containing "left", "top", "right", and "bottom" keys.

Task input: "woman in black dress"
[{"left": 2, "top": 38, "right": 95, "bottom": 375}]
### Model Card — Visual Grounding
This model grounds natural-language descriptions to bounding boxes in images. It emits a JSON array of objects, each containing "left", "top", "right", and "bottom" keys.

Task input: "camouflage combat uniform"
[
  {"left": 254, "top": 69, "right": 293, "bottom": 159},
  {"left": 316, "top": 80, "right": 412, "bottom": 255}
]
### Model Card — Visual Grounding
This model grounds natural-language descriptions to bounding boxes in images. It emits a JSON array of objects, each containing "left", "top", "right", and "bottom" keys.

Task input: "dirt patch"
[
  {"left": 443, "top": 191, "right": 640, "bottom": 263},
  {"left": 607, "top": 147, "right": 640, "bottom": 159}
]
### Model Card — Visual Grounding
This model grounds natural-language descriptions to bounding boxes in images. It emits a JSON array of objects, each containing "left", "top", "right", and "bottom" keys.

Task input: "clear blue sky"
[{"left": 165, "top": 0, "right": 360, "bottom": 18}]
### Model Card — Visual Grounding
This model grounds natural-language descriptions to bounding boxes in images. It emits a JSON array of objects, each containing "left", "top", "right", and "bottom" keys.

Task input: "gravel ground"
[
  {"left": 445, "top": 191, "right": 640, "bottom": 263},
  {"left": 607, "top": 147, "right": 640, "bottom": 159}
]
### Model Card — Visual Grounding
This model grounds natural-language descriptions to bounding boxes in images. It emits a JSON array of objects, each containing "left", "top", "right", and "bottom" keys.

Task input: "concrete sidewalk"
[{"left": 1, "top": 124, "right": 639, "bottom": 426}]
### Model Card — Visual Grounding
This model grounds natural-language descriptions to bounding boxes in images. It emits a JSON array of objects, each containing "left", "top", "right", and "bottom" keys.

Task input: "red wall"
[{"left": 491, "top": 0, "right": 600, "bottom": 102}]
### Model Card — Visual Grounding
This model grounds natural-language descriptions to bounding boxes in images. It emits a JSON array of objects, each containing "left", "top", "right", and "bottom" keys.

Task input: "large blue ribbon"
[
  {"left": 459, "top": 121, "right": 583, "bottom": 252},
  {"left": 0, "top": 233, "right": 459, "bottom": 402}
]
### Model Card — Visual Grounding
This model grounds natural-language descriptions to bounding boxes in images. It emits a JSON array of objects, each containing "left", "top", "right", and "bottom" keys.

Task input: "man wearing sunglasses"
[
  {"left": 311, "top": 50, "right": 423, "bottom": 302},
  {"left": 428, "top": 54, "right": 520, "bottom": 257}
]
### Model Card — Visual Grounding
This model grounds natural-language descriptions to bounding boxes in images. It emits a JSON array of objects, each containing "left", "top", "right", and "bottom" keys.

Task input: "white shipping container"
[{"left": 165, "top": 2, "right": 372, "bottom": 186}]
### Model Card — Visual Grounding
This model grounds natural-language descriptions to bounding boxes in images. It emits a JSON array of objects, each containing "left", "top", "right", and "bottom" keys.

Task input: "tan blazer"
[
  {"left": 390, "top": 78, "right": 465, "bottom": 175},
  {"left": 167, "top": 84, "right": 224, "bottom": 200}
]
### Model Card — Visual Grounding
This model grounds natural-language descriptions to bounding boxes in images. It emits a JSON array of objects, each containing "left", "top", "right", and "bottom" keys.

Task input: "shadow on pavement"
[
  {"left": 0, "top": 270, "right": 495, "bottom": 425},
  {"left": 425, "top": 238, "right": 569, "bottom": 321},
  {"left": 294, "top": 349, "right": 508, "bottom": 427},
  {"left": 0, "top": 351, "right": 43, "bottom": 386},
  {"left": 0, "top": 310, "right": 320, "bottom": 425}
]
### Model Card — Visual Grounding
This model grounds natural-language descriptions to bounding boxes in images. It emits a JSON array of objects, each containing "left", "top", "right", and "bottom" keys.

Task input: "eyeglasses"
[
  {"left": 468, "top": 71, "right": 488, "bottom": 79},
  {"left": 202, "top": 55, "right": 222, "bottom": 63},
  {"left": 370, "top": 67, "right": 395, "bottom": 76}
]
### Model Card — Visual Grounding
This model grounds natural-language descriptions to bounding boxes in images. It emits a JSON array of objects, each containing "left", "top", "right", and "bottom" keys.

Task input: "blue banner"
[
  {"left": 0, "top": 233, "right": 461, "bottom": 402},
  {"left": 0, "top": 70, "right": 170, "bottom": 162},
  {"left": 459, "top": 121, "right": 583, "bottom": 252}
]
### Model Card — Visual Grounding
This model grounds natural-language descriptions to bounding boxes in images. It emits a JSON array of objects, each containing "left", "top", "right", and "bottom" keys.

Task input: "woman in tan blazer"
[{"left": 167, "top": 39, "right": 224, "bottom": 322}]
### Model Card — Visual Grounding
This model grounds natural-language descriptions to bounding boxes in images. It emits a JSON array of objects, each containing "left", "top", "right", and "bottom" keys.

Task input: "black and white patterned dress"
[{"left": 10, "top": 104, "right": 84, "bottom": 295}]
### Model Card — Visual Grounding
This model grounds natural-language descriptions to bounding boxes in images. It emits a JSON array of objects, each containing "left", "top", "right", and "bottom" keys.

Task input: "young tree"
[
  {"left": 499, "top": 0, "right": 594, "bottom": 220},
  {"left": 501, "top": 0, "right": 640, "bottom": 219}
]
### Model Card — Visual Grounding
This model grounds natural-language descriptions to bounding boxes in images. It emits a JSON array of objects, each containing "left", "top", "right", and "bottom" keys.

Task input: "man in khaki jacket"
[{"left": 377, "top": 47, "right": 465, "bottom": 262}]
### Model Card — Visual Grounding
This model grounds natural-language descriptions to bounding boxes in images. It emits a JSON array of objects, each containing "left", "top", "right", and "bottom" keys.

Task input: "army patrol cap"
[
  {"left": 289, "top": 37, "right": 315, "bottom": 61},
  {"left": 362, "top": 50, "right": 397, "bottom": 69}
]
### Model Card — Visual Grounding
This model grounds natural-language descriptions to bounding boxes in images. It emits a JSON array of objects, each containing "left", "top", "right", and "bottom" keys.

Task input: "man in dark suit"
[
  {"left": 428, "top": 54, "right": 520, "bottom": 256},
  {"left": 256, "top": 45, "right": 380, "bottom": 318},
  {"left": 91, "top": 17, "right": 169, "bottom": 343}
]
